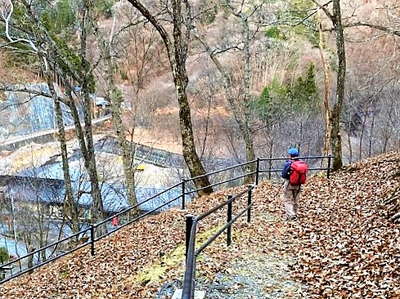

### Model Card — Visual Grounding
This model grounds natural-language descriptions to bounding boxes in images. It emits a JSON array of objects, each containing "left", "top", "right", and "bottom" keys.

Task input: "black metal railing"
[
  {"left": 182, "top": 185, "right": 255, "bottom": 299},
  {"left": 180, "top": 155, "right": 333, "bottom": 298},
  {"left": 0, "top": 155, "right": 333, "bottom": 285}
]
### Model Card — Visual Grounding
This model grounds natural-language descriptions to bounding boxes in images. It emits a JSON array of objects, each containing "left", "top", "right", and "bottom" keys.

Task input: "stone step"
[{"left": 171, "top": 289, "right": 206, "bottom": 299}]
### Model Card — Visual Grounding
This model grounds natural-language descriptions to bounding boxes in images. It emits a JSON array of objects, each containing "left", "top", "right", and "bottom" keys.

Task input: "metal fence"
[
  {"left": 180, "top": 155, "right": 333, "bottom": 298},
  {"left": 0, "top": 155, "right": 332, "bottom": 285},
  {"left": 182, "top": 185, "right": 255, "bottom": 298}
]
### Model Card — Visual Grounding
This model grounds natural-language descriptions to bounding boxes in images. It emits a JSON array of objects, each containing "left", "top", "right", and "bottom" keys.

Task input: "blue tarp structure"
[{"left": 14, "top": 161, "right": 183, "bottom": 213}]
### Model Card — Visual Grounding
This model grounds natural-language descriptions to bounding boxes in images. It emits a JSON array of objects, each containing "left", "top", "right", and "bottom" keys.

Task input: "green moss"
[
  {"left": 134, "top": 226, "right": 221, "bottom": 284},
  {"left": 59, "top": 270, "right": 70, "bottom": 279},
  {"left": 0, "top": 247, "right": 9, "bottom": 263}
]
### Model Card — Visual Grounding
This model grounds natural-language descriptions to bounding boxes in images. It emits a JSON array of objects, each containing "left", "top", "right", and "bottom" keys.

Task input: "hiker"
[{"left": 281, "top": 148, "right": 308, "bottom": 220}]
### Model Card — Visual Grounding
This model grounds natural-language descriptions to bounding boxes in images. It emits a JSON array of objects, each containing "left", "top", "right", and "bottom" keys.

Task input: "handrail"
[
  {"left": 0, "top": 155, "right": 333, "bottom": 285},
  {"left": 0, "top": 240, "right": 90, "bottom": 284},
  {"left": 197, "top": 188, "right": 249, "bottom": 221},
  {"left": 196, "top": 201, "right": 253, "bottom": 255},
  {"left": 95, "top": 194, "right": 182, "bottom": 241},
  {"left": 182, "top": 185, "right": 255, "bottom": 299},
  {"left": 185, "top": 172, "right": 257, "bottom": 195},
  {"left": 0, "top": 227, "right": 90, "bottom": 269},
  {"left": 182, "top": 217, "right": 198, "bottom": 299},
  {"left": 259, "top": 155, "right": 332, "bottom": 161},
  {"left": 96, "top": 182, "right": 182, "bottom": 227},
  {"left": 188, "top": 159, "right": 257, "bottom": 181},
  {"left": 259, "top": 167, "right": 331, "bottom": 173}
]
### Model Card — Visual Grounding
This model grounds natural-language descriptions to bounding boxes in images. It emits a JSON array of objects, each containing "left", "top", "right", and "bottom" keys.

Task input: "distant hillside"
[{"left": 0, "top": 52, "right": 37, "bottom": 84}]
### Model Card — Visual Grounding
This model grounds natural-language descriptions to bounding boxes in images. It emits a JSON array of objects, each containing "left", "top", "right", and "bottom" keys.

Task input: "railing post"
[
  {"left": 227, "top": 195, "right": 233, "bottom": 246},
  {"left": 327, "top": 155, "right": 332, "bottom": 179},
  {"left": 268, "top": 157, "right": 272, "bottom": 180},
  {"left": 185, "top": 215, "right": 195, "bottom": 257},
  {"left": 90, "top": 225, "right": 95, "bottom": 256},
  {"left": 247, "top": 185, "right": 252, "bottom": 223},
  {"left": 181, "top": 179, "right": 186, "bottom": 210},
  {"left": 255, "top": 158, "right": 260, "bottom": 185}
]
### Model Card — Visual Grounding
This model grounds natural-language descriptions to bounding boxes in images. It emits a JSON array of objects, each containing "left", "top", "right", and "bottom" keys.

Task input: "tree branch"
[
  {"left": 311, "top": 0, "right": 334, "bottom": 22},
  {"left": 344, "top": 22, "right": 400, "bottom": 37},
  {"left": 126, "top": 0, "right": 172, "bottom": 55},
  {"left": 0, "top": 84, "right": 68, "bottom": 105}
]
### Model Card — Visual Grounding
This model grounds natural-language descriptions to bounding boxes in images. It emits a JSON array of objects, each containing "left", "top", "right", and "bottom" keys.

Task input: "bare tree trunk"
[
  {"left": 172, "top": 0, "right": 212, "bottom": 195},
  {"left": 82, "top": 94, "right": 103, "bottom": 222},
  {"left": 368, "top": 113, "right": 375, "bottom": 157},
  {"left": 175, "top": 76, "right": 212, "bottom": 195},
  {"left": 268, "top": 137, "right": 274, "bottom": 180},
  {"left": 347, "top": 123, "right": 353, "bottom": 164},
  {"left": 80, "top": 0, "right": 104, "bottom": 222},
  {"left": 318, "top": 17, "right": 332, "bottom": 157},
  {"left": 127, "top": 0, "right": 212, "bottom": 195},
  {"left": 109, "top": 87, "right": 138, "bottom": 209},
  {"left": 330, "top": 0, "right": 346, "bottom": 170},
  {"left": 382, "top": 130, "right": 389, "bottom": 153},
  {"left": 241, "top": 16, "right": 256, "bottom": 183},
  {"left": 313, "top": 0, "right": 346, "bottom": 170},
  {"left": 63, "top": 88, "right": 104, "bottom": 223},
  {"left": 359, "top": 114, "right": 367, "bottom": 161},
  {"left": 103, "top": 20, "right": 139, "bottom": 210},
  {"left": 38, "top": 52, "right": 79, "bottom": 233},
  {"left": 47, "top": 78, "right": 79, "bottom": 234}
]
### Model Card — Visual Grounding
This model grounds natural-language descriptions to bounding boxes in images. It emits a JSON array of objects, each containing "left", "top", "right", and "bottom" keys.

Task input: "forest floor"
[{"left": 0, "top": 152, "right": 399, "bottom": 298}]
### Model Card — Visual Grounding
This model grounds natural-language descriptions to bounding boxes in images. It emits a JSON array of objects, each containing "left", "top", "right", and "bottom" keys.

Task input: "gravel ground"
[
  {"left": 157, "top": 211, "right": 306, "bottom": 299},
  {"left": 195, "top": 250, "right": 304, "bottom": 298}
]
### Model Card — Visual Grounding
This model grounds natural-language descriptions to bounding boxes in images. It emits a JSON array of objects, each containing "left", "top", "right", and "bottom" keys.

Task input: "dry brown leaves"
[
  {"left": 0, "top": 152, "right": 399, "bottom": 298},
  {"left": 284, "top": 152, "right": 400, "bottom": 298}
]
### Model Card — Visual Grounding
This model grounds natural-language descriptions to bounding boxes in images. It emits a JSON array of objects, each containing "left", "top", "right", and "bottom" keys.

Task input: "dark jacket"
[{"left": 281, "top": 158, "right": 299, "bottom": 179}]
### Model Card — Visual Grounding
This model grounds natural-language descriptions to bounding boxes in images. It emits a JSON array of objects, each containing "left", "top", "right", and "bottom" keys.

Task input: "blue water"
[{"left": 0, "top": 237, "right": 27, "bottom": 258}]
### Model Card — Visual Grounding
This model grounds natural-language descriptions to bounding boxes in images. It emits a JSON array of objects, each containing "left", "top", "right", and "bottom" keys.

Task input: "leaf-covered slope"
[
  {"left": 285, "top": 152, "right": 400, "bottom": 298},
  {"left": 0, "top": 152, "right": 399, "bottom": 298}
]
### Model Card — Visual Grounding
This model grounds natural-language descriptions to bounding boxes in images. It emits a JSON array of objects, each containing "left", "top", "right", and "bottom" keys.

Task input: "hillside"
[
  {"left": 1, "top": 0, "right": 399, "bottom": 161},
  {"left": 0, "top": 151, "right": 399, "bottom": 298}
]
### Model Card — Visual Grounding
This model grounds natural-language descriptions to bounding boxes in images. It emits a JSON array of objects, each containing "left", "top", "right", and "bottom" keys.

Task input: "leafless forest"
[{"left": 0, "top": 0, "right": 399, "bottom": 267}]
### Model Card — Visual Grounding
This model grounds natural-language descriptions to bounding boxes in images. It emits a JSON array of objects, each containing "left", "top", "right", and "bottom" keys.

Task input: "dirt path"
[
  {"left": 154, "top": 185, "right": 308, "bottom": 299},
  {"left": 197, "top": 252, "right": 303, "bottom": 298},
  {"left": 192, "top": 212, "right": 305, "bottom": 299}
]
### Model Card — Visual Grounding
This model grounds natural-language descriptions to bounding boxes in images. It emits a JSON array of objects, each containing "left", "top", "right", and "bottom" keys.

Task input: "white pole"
[{"left": 10, "top": 195, "right": 19, "bottom": 257}]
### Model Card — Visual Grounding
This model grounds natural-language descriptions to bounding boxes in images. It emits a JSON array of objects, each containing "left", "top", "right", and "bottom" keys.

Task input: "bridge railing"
[{"left": 0, "top": 155, "right": 333, "bottom": 284}]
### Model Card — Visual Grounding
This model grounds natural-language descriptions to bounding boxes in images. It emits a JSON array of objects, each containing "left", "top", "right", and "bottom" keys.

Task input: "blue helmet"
[{"left": 288, "top": 147, "right": 299, "bottom": 157}]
